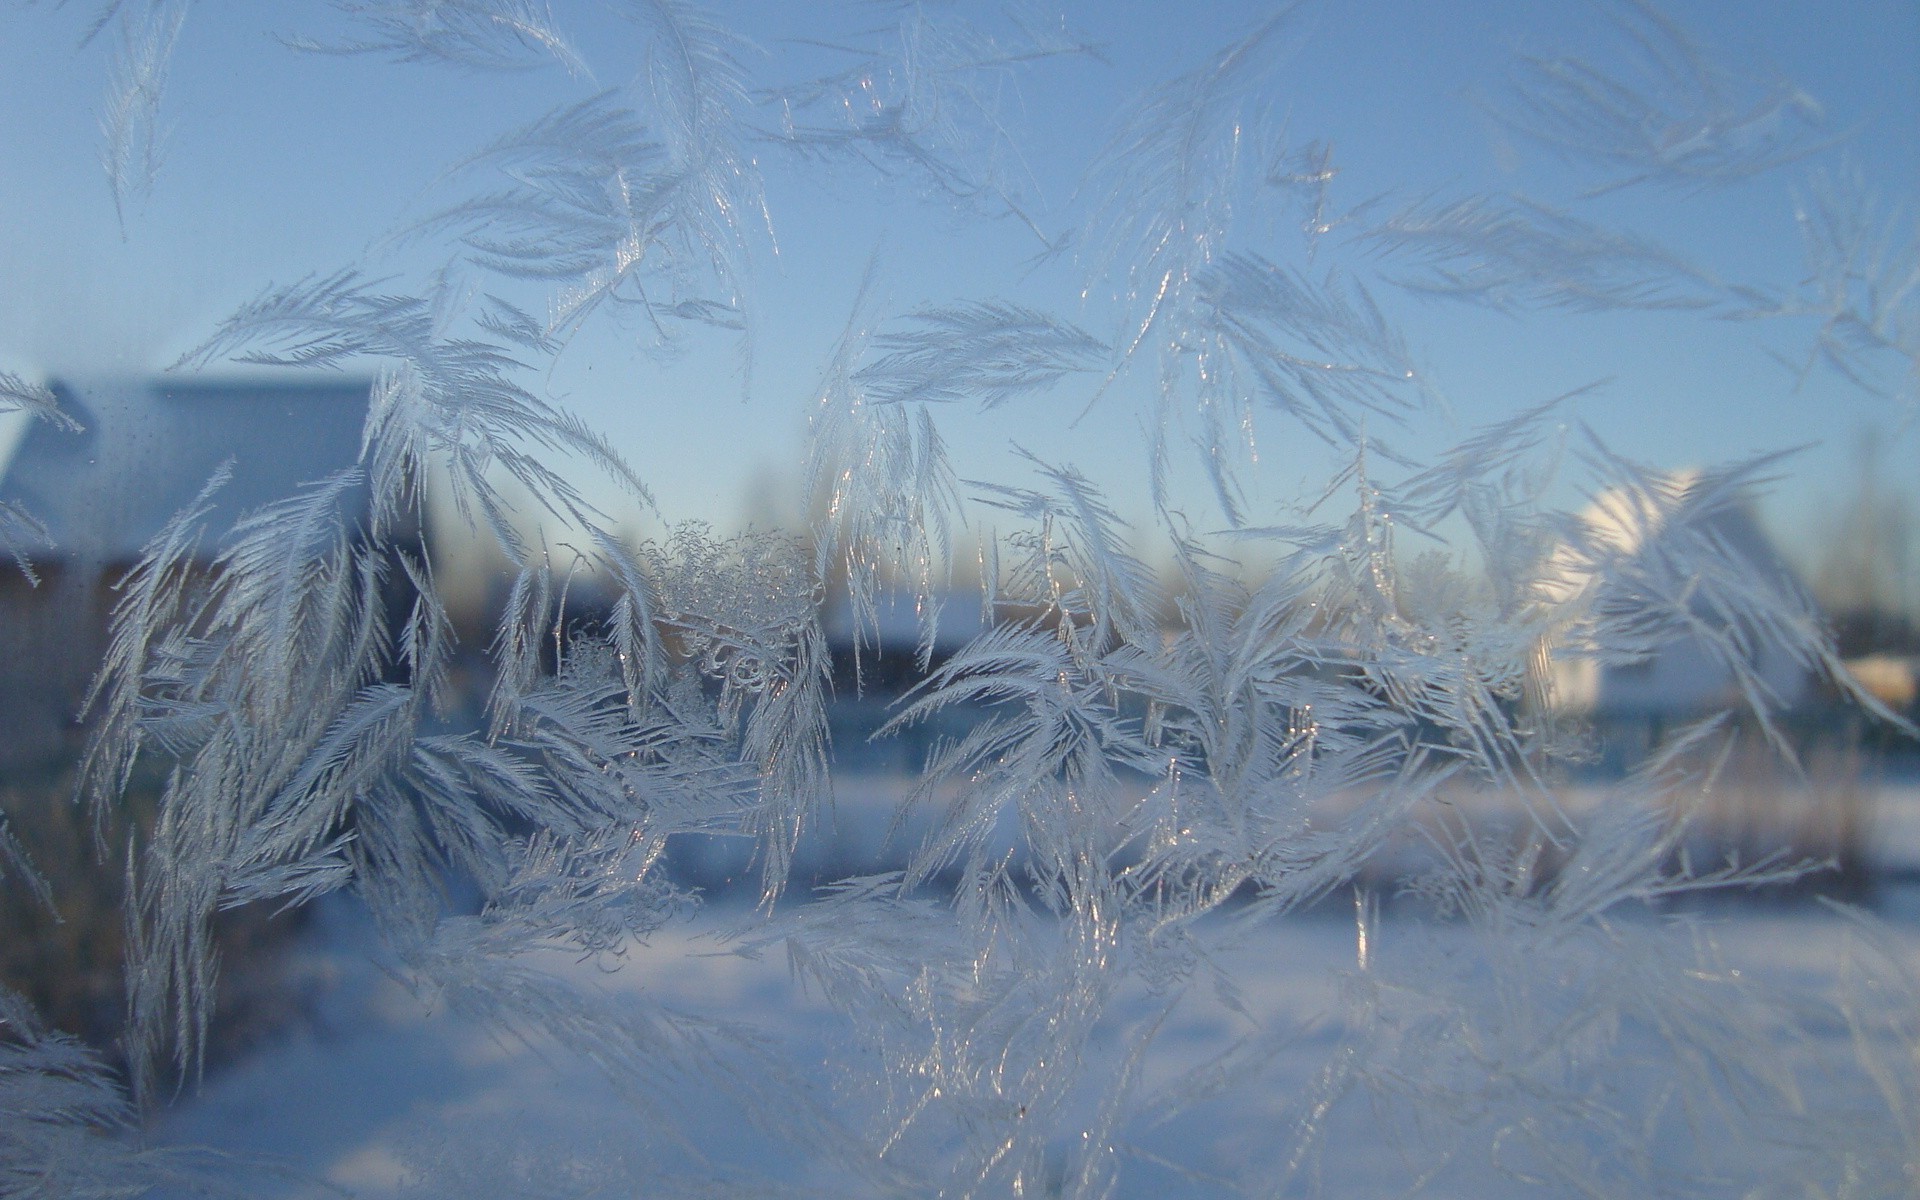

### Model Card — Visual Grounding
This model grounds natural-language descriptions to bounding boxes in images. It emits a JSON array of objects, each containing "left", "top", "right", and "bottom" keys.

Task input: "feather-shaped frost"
[
  {"left": 1496, "top": 0, "right": 1828, "bottom": 194},
  {"left": 179, "top": 271, "right": 653, "bottom": 558},
  {"left": 763, "top": 2, "right": 1094, "bottom": 240},
  {"left": 623, "top": 0, "right": 767, "bottom": 321},
  {"left": 28, "top": 4, "right": 1920, "bottom": 1193},
  {"left": 77, "top": 463, "right": 232, "bottom": 819},
  {"left": 1082, "top": 9, "right": 1302, "bottom": 366},
  {"left": 98, "top": 0, "right": 189, "bottom": 227},
  {"left": 881, "top": 623, "right": 1151, "bottom": 893},
  {"left": 1365, "top": 193, "right": 1729, "bottom": 313},
  {"left": 0, "top": 502, "right": 57, "bottom": 589},
  {"left": 1081, "top": 11, "right": 1347, "bottom": 522},
  {"left": 417, "top": 49, "right": 762, "bottom": 345},
  {"left": 420, "top": 93, "right": 670, "bottom": 286},
  {"left": 970, "top": 453, "right": 1162, "bottom": 654},
  {"left": 806, "top": 292, "right": 964, "bottom": 675},
  {"left": 881, "top": 466, "right": 1168, "bottom": 893},
  {"left": 1778, "top": 168, "right": 1920, "bottom": 408},
  {"left": 0, "top": 375, "right": 82, "bottom": 586},
  {"left": 0, "top": 986, "right": 259, "bottom": 1197},
  {"left": 1268, "top": 138, "right": 1343, "bottom": 254},
  {"left": 855, "top": 301, "right": 1107, "bottom": 409},
  {"left": 1111, "top": 533, "right": 1435, "bottom": 921},
  {"left": 0, "top": 375, "right": 81, "bottom": 434},
  {"left": 1187, "top": 254, "right": 1425, "bottom": 453},
  {"left": 290, "top": 0, "right": 587, "bottom": 74},
  {"left": 1542, "top": 442, "right": 1914, "bottom": 758},
  {"left": 76, "top": 469, "right": 412, "bottom": 1094}
]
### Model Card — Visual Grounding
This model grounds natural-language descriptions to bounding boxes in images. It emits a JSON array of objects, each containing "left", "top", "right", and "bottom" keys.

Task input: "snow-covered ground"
[
  {"left": 149, "top": 896, "right": 1920, "bottom": 1198},
  {"left": 144, "top": 776, "right": 1920, "bottom": 1198}
]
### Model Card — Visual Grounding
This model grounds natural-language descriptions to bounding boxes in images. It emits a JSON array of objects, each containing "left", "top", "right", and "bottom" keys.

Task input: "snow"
[{"left": 145, "top": 777, "right": 1920, "bottom": 1199}]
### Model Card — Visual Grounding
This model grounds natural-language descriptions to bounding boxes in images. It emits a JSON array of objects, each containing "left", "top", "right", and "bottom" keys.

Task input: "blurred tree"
[{"left": 1815, "top": 429, "right": 1919, "bottom": 657}]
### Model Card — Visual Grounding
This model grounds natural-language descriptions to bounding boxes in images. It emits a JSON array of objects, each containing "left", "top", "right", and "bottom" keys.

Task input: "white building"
[{"left": 1538, "top": 469, "right": 1816, "bottom": 724}]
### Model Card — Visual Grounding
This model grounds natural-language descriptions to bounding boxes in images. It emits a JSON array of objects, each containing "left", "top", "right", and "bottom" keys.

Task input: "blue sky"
[{"left": 0, "top": 0, "right": 1914, "bottom": 595}]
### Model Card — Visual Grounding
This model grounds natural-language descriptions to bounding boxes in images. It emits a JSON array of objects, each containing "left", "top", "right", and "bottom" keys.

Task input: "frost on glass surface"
[
  {"left": 3, "top": 1, "right": 1919, "bottom": 1197},
  {"left": 287, "top": 1, "right": 588, "bottom": 73},
  {"left": 1493, "top": 0, "right": 1828, "bottom": 194},
  {"left": 0, "top": 374, "right": 79, "bottom": 587},
  {"left": 96, "top": 0, "right": 190, "bottom": 228}
]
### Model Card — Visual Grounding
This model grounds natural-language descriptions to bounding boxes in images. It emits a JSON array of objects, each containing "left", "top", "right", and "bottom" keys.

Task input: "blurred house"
[
  {"left": 0, "top": 376, "right": 393, "bottom": 766},
  {"left": 1538, "top": 470, "right": 1817, "bottom": 746},
  {"left": 1843, "top": 653, "right": 1918, "bottom": 716}
]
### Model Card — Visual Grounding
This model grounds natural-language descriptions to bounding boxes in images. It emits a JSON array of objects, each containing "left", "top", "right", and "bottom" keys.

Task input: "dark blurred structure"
[
  {"left": 820, "top": 585, "right": 987, "bottom": 696},
  {"left": 1813, "top": 431, "right": 1920, "bottom": 736},
  {"left": 0, "top": 376, "right": 397, "bottom": 1064},
  {"left": 0, "top": 376, "right": 414, "bottom": 767}
]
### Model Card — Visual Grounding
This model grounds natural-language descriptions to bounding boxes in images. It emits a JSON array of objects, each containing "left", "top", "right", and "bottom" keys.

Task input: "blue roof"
[{"left": 0, "top": 376, "right": 373, "bottom": 569}]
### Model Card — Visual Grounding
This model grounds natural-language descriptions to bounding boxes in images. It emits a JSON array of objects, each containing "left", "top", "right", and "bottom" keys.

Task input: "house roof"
[
  {"left": 1539, "top": 468, "right": 1817, "bottom": 716},
  {"left": 1539, "top": 468, "right": 1805, "bottom": 612},
  {"left": 0, "top": 377, "right": 373, "bottom": 569}
]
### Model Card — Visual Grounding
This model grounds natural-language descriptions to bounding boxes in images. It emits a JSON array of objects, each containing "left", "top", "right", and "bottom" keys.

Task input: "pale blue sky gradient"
[{"left": 0, "top": 0, "right": 1914, "bottom": 590}]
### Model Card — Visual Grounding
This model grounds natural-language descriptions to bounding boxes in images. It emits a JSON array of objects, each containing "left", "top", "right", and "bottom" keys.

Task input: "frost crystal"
[{"left": 6, "top": 2, "right": 1917, "bottom": 1196}]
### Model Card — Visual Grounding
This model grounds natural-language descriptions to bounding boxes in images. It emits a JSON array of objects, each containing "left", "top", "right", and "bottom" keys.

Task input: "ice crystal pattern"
[{"left": 8, "top": 2, "right": 1920, "bottom": 1197}]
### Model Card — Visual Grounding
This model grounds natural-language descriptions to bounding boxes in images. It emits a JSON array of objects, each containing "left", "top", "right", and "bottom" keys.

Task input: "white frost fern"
[{"left": 12, "top": 2, "right": 1919, "bottom": 1197}]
